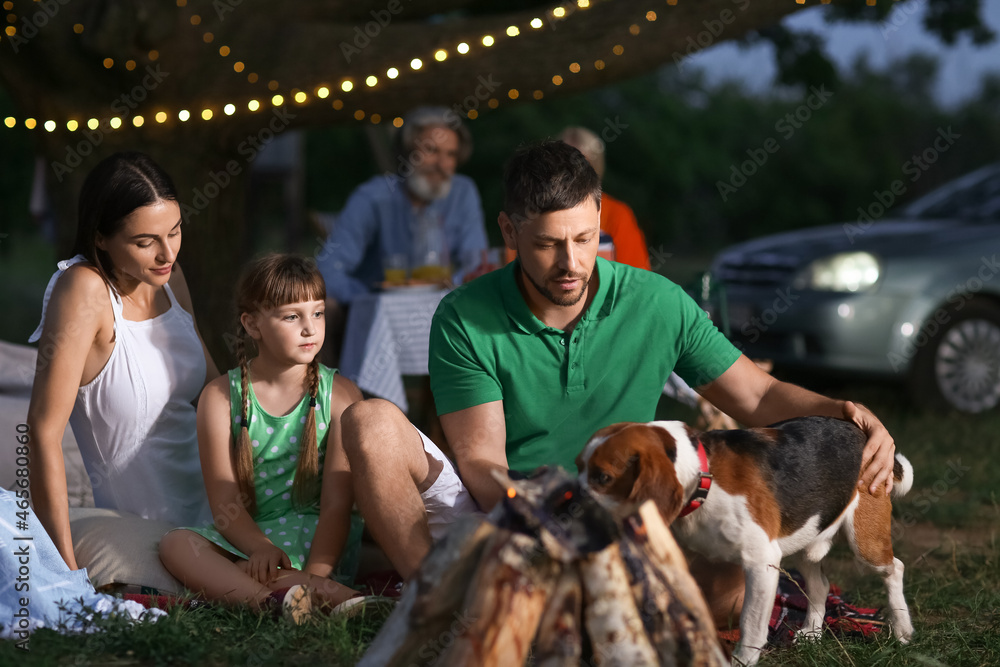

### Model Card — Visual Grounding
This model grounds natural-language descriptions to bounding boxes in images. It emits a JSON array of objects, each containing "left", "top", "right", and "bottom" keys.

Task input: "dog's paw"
[
  {"left": 731, "top": 645, "right": 762, "bottom": 667},
  {"left": 794, "top": 626, "right": 824, "bottom": 643}
]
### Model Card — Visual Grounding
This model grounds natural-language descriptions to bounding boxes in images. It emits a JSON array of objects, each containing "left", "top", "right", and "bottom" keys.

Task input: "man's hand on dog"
[{"left": 843, "top": 400, "right": 895, "bottom": 496}]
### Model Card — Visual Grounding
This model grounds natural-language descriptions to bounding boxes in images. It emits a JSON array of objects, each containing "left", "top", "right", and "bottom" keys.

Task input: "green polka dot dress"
[{"left": 184, "top": 364, "right": 362, "bottom": 585}]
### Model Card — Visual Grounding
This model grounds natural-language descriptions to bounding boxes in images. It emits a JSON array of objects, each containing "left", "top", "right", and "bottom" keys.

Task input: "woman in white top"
[{"left": 27, "top": 152, "right": 219, "bottom": 570}]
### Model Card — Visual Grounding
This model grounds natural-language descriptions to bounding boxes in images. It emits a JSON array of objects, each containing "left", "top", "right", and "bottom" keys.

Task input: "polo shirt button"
[{"left": 559, "top": 339, "right": 565, "bottom": 346}]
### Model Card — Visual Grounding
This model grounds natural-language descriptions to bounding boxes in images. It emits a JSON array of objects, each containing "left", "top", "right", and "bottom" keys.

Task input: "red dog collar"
[{"left": 678, "top": 439, "right": 712, "bottom": 518}]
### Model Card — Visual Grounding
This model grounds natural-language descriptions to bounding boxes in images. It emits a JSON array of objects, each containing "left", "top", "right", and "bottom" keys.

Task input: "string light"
[
  {"left": 87, "top": 118, "right": 99, "bottom": 130},
  {"left": 5, "top": 0, "right": 652, "bottom": 130},
  {"left": 4, "top": 117, "right": 16, "bottom": 129}
]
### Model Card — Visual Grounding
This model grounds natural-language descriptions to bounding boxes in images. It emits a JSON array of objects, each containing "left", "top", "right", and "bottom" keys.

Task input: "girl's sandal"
[
  {"left": 266, "top": 584, "right": 315, "bottom": 624},
  {"left": 329, "top": 594, "right": 397, "bottom": 619}
]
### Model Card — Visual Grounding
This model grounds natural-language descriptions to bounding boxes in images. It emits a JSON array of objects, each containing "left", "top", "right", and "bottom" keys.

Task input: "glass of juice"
[{"left": 383, "top": 253, "right": 408, "bottom": 285}]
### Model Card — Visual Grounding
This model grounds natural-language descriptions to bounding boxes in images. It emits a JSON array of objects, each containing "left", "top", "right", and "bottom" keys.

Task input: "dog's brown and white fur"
[{"left": 577, "top": 417, "right": 914, "bottom": 666}]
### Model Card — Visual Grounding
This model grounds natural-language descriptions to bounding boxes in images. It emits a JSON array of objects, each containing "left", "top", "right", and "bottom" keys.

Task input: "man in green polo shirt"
[
  {"left": 340, "top": 141, "right": 898, "bottom": 619},
  {"left": 429, "top": 249, "right": 740, "bottom": 474}
]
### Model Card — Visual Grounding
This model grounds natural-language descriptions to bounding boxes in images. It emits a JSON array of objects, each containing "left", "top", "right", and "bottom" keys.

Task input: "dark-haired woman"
[{"left": 27, "top": 152, "right": 218, "bottom": 570}]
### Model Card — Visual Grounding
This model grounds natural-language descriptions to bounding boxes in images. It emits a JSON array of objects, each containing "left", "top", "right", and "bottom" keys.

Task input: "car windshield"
[{"left": 904, "top": 162, "right": 1000, "bottom": 221}]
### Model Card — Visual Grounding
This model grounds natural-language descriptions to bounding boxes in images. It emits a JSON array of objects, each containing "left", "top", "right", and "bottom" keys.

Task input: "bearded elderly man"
[
  {"left": 341, "top": 141, "right": 899, "bottom": 629},
  {"left": 318, "top": 106, "right": 488, "bottom": 304}
]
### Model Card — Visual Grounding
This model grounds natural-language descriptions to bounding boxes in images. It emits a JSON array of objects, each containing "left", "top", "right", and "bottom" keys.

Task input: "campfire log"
[{"left": 359, "top": 468, "right": 726, "bottom": 667}]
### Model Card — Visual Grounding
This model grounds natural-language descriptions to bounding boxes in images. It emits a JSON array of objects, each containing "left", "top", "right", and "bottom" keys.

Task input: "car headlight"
[{"left": 793, "top": 252, "right": 881, "bottom": 292}]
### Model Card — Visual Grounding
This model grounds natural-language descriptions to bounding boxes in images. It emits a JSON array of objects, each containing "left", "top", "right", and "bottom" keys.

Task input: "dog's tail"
[{"left": 891, "top": 453, "right": 914, "bottom": 498}]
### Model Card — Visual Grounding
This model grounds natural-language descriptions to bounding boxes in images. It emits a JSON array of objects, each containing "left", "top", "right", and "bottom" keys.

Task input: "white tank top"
[{"left": 31, "top": 256, "right": 212, "bottom": 527}]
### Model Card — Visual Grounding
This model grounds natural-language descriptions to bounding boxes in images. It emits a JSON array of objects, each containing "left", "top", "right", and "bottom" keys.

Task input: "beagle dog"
[{"left": 576, "top": 417, "right": 914, "bottom": 666}]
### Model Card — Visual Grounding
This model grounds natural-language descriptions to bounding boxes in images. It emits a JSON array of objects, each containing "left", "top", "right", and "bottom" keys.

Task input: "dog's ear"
[{"left": 627, "top": 434, "right": 686, "bottom": 524}]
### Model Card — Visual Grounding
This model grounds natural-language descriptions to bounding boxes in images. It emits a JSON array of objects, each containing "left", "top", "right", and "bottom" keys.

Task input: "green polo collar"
[{"left": 501, "top": 257, "right": 615, "bottom": 335}]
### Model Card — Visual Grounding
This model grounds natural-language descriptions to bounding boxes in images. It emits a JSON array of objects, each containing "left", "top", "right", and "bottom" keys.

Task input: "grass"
[{"left": 5, "top": 391, "right": 997, "bottom": 665}]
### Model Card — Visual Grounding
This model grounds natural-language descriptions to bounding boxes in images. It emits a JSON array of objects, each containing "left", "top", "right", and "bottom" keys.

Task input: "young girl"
[{"left": 160, "top": 254, "right": 363, "bottom": 614}]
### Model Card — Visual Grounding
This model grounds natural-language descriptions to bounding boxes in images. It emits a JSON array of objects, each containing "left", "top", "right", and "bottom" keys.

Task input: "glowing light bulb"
[
  {"left": 365, "top": 75, "right": 377, "bottom": 87},
  {"left": 506, "top": 26, "right": 519, "bottom": 37},
  {"left": 341, "top": 80, "right": 353, "bottom": 92},
  {"left": 132, "top": 116, "right": 144, "bottom": 127},
  {"left": 109, "top": 117, "right": 122, "bottom": 129},
  {"left": 224, "top": 103, "right": 236, "bottom": 115},
  {"left": 201, "top": 109, "right": 213, "bottom": 121},
  {"left": 67, "top": 120, "right": 79, "bottom": 131},
  {"left": 410, "top": 58, "right": 422, "bottom": 70},
  {"left": 392, "top": 117, "right": 404, "bottom": 127},
  {"left": 178, "top": 110, "right": 190, "bottom": 122},
  {"left": 530, "top": 18, "right": 543, "bottom": 29},
  {"left": 387, "top": 67, "right": 399, "bottom": 79},
  {"left": 457, "top": 42, "right": 469, "bottom": 54},
  {"left": 294, "top": 91, "right": 307, "bottom": 103},
  {"left": 271, "top": 94, "right": 284, "bottom": 106},
  {"left": 434, "top": 49, "right": 447, "bottom": 62},
  {"left": 155, "top": 112, "right": 168, "bottom": 123},
  {"left": 43, "top": 120, "right": 56, "bottom": 132},
  {"left": 316, "top": 86, "right": 330, "bottom": 99},
  {"left": 482, "top": 35, "right": 494, "bottom": 47},
  {"left": 87, "top": 118, "right": 99, "bottom": 130},
  {"left": 553, "top": 7, "right": 566, "bottom": 18},
  {"left": 248, "top": 99, "right": 260, "bottom": 111}
]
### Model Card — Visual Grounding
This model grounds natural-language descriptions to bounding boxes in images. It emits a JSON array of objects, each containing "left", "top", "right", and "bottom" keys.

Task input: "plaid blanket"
[{"left": 717, "top": 571, "right": 885, "bottom": 646}]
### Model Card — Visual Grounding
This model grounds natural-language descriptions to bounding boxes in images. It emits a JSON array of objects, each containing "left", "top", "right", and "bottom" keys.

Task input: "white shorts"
[{"left": 415, "top": 428, "right": 480, "bottom": 541}]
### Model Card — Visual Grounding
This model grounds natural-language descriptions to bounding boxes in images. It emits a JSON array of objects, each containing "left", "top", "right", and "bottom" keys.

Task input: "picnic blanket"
[{"left": 717, "top": 570, "right": 884, "bottom": 647}]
